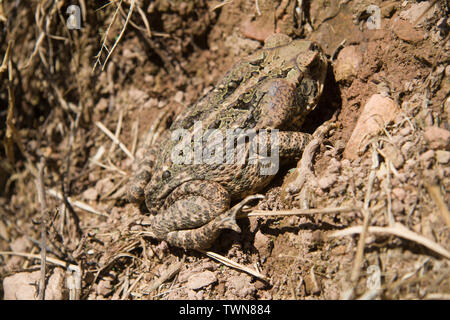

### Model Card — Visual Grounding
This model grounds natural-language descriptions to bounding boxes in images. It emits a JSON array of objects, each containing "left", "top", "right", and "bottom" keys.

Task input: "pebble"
[
  {"left": 392, "top": 199, "right": 404, "bottom": 213},
  {"left": 318, "top": 174, "right": 338, "bottom": 190},
  {"left": 304, "top": 269, "right": 321, "bottom": 295},
  {"left": 382, "top": 144, "right": 405, "bottom": 169},
  {"left": 253, "top": 230, "right": 272, "bottom": 258},
  {"left": 344, "top": 94, "right": 400, "bottom": 159},
  {"left": 436, "top": 150, "right": 450, "bottom": 164},
  {"left": 82, "top": 187, "right": 98, "bottom": 201},
  {"left": 186, "top": 271, "right": 217, "bottom": 290},
  {"left": 399, "top": 126, "right": 412, "bottom": 136},
  {"left": 401, "top": 141, "right": 416, "bottom": 158},
  {"left": 399, "top": 2, "right": 435, "bottom": 24},
  {"left": 393, "top": 18, "right": 425, "bottom": 43},
  {"left": 96, "top": 279, "right": 113, "bottom": 296},
  {"left": 334, "top": 45, "right": 363, "bottom": 83},
  {"left": 424, "top": 126, "right": 450, "bottom": 150},
  {"left": 3, "top": 268, "right": 65, "bottom": 300},
  {"left": 392, "top": 187, "right": 406, "bottom": 201},
  {"left": 419, "top": 150, "right": 435, "bottom": 164}
]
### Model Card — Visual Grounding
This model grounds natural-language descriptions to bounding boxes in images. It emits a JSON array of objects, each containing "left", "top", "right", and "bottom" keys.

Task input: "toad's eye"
[{"left": 162, "top": 170, "right": 171, "bottom": 179}]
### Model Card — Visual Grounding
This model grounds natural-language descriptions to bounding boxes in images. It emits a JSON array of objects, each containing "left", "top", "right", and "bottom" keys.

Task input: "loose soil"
[{"left": 0, "top": 0, "right": 449, "bottom": 300}]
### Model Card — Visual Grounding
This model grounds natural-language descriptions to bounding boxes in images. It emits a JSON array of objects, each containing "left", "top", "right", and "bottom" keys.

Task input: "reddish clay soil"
[{"left": 0, "top": 0, "right": 449, "bottom": 300}]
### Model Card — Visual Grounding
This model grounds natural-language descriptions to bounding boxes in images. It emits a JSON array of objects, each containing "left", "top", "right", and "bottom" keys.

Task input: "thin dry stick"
[
  {"left": 329, "top": 223, "right": 450, "bottom": 260},
  {"left": 130, "top": 119, "right": 139, "bottom": 157},
  {"left": 109, "top": 108, "right": 124, "bottom": 154},
  {"left": 102, "top": 0, "right": 135, "bottom": 71},
  {"left": 350, "top": 146, "right": 378, "bottom": 286},
  {"left": 0, "top": 251, "right": 80, "bottom": 270},
  {"left": 0, "top": 40, "right": 11, "bottom": 74},
  {"left": 136, "top": 4, "right": 151, "bottom": 37},
  {"left": 35, "top": 159, "right": 48, "bottom": 300},
  {"left": 96, "top": 121, "right": 134, "bottom": 160},
  {"left": 241, "top": 206, "right": 358, "bottom": 219},
  {"left": 121, "top": 273, "right": 144, "bottom": 300},
  {"left": 146, "top": 257, "right": 184, "bottom": 293},
  {"left": 202, "top": 250, "right": 266, "bottom": 280},
  {"left": 424, "top": 182, "right": 450, "bottom": 229},
  {"left": 385, "top": 159, "right": 395, "bottom": 226},
  {"left": 93, "top": 0, "right": 122, "bottom": 71},
  {"left": 413, "top": 0, "right": 439, "bottom": 25},
  {"left": 47, "top": 188, "right": 108, "bottom": 217}
]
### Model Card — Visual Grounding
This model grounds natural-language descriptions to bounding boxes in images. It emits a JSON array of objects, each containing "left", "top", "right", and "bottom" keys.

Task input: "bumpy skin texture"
[{"left": 128, "top": 34, "right": 328, "bottom": 249}]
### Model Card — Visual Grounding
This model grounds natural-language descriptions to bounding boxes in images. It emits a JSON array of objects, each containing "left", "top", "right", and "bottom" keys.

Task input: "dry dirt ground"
[{"left": 0, "top": 0, "right": 449, "bottom": 300}]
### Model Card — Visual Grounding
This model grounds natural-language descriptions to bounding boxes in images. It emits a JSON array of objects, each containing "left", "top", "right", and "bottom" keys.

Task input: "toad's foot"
[{"left": 163, "top": 194, "right": 265, "bottom": 250}]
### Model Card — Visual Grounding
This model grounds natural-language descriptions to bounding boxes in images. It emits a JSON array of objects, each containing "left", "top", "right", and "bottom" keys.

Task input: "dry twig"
[
  {"left": 35, "top": 159, "right": 48, "bottom": 300},
  {"left": 329, "top": 223, "right": 450, "bottom": 260}
]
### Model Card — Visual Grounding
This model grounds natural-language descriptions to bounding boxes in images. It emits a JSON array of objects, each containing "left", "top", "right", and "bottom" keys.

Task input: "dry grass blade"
[
  {"left": 241, "top": 206, "right": 358, "bottom": 218},
  {"left": 48, "top": 188, "right": 108, "bottom": 217},
  {"left": 121, "top": 273, "right": 144, "bottom": 300},
  {"left": 0, "top": 40, "right": 11, "bottom": 74},
  {"left": 202, "top": 250, "right": 266, "bottom": 280},
  {"left": 146, "top": 258, "right": 184, "bottom": 294},
  {"left": 4, "top": 46, "right": 25, "bottom": 164},
  {"left": 35, "top": 159, "right": 48, "bottom": 300},
  {"left": 0, "top": 251, "right": 80, "bottom": 270},
  {"left": 0, "top": 0, "right": 6, "bottom": 22},
  {"left": 97, "top": 0, "right": 135, "bottom": 71},
  {"left": 329, "top": 223, "right": 450, "bottom": 260},
  {"left": 424, "top": 182, "right": 450, "bottom": 229},
  {"left": 96, "top": 121, "right": 134, "bottom": 160}
]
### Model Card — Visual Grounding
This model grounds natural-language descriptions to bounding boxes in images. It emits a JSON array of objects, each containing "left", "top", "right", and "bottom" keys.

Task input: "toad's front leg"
[{"left": 147, "top": 180, "right": 260, "bottom": 250}]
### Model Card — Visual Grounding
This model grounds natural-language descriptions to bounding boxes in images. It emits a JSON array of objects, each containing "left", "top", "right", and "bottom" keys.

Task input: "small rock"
[
  {"left": 318, "top": 174, "right": 338, "bottom": 190},
  {"left": 328, "top": 158, "right": 341, "bottom": 174},
  {"left": 174, "top": 91, "right": 184, "bottom": 104},
  {"left": 341, "top": 159, "right": 351, "bottom": 170},
  {"left": 253, "top": 230, "right": 272, "bottom": 258},
  {"left": 186, "top": 271, "right": 217, "bottom": 290},
  {"left": 399, "top": 2, "right": 435, "bottom": 24},
  {"left": 344, "top": 94, "right": 400, "bottom": 159},
  {"left": 82, "top": 187, "right": 98, "bottom": 201},
  {"left": 399, "top": 126, "right": 412, "bottom": 136},
  {"left": 0, "top": 219, "right": 8, "bottom": 241},
  {"left": 96, "top": 279, "right": 113, "bottom": 296},
  {"left": 143, "top": 97, "right": 158, "bottom": 109},
  {"left": 419, "top": 150, "right": 435, "bottom": 162},
  {"left": 227, "top": 275, "right": 256, "bottom": 298},
  {"left": 436, "top": 150, "right": 450, "bottom": 164},
  {"left": 95, "top": 178, "right": 114, "bottom": 195},
  {"left": 392, "top": 187, "right": 406, "bottom": 201},
  {"left": 392, "top": 199, "right": 404, "bottom": 214},
  {"left": 128, "top": 88, "right": 149, "bottom": 104},
  {"left": 393, "top": 18, "right": 425, "bottom": 43},
  {"left": 304, "top": 269, "right": 321, "bottom": 295},
  {"left": 334, "top": 46, "right": 363, "bottom": 83},
  {"left": 424, "top": 126, "right": 450, "bottom": 150},
  {"left": 10, "top": 236, "right": 31, "bottom": 252},
  {"left": 3, "top": 268, "right": 65, "bottom": 300},
  {"left": 241, "top": 12, "right": 275, "bottom": 41},
  {"left": 401, "top": 141, "right": 416, "bottom": 159},
  {"left": 382, "top": 144, "right": 405, "bottom": 169},
  {"left": 381, "top": 2, "right": 397, "bottom": 18}
]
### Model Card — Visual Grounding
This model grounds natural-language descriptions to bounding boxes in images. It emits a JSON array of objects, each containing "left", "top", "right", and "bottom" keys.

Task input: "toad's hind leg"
[
  {"left": 148, "top": 180, "right": 261, "bottom": 249},
  {"left": 163, "top": 194, "right": 264, "bottom": 250},
  {"left": 127, "top": 146, "right": 158, "bottom": 203}
]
